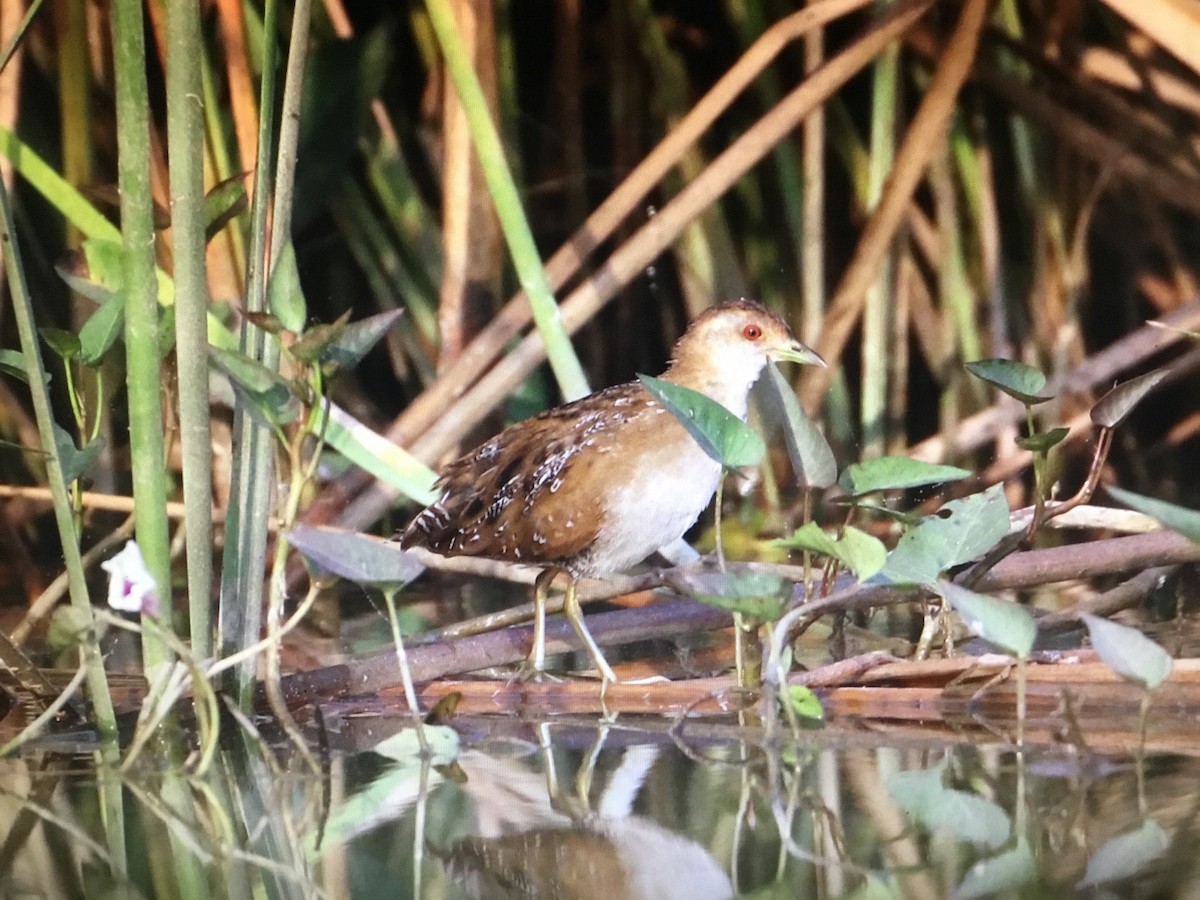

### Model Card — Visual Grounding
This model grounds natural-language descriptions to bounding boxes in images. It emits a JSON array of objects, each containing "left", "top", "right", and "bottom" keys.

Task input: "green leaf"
[
  {"left": 78, "top": 291, "right": 127, "bottom": 366},
  {"left": 210, "top": 347, "right": 301, "bottom": 427},
  {"left": 681, "top": 570, "right": 791, "bottom": 621},
  {"left": 209, "top": 346, "right": 289, "bottom": 394},
  {"left": 288, "top": 311, "right": 351, "bottom": 365},
  {"left": 0, "top": 349, "right": 28, "bottom": 383},
  {"left": 288, "top": 525, "right": 426, "bottom": 587},
  {"left": 319, "top": 308, "right": 405, "bottom": 372},
  {"left": 879, "top": 484, "right": 1010, "bottom": 586},
  {"left": 939, "top": 581, "right": 1035, "bottom": 659},
  {"left": 79, "top": 239, "right": 127, "bottom": 292},
  {"left": 307, "top": 746, "right": 451, "bottom": 859},
  {"left": 228, "top": 380, "right": 301, "bottom": 429},
  {"left": 372, "top": 724, "right": 460, "bottom": 765},
  {"left": 838, "top": 456, "right": 970, "bottom": 496},
  {"left": 203, "top": 172, "right": 249, "bottom": 242},
  {"left": 964, "top": 358, "right": 1052, "bottom": 405},
  {"left": 242, "top": 310, "right": 286, "bottom": 335},
  {"left": 1091, "top": 367, "right": 1171, "bottom": 429},
  {"left": 758, "top": 365, "right": 836, "bottom": 489},
  {"left": 53, "top": 423, "right": 104, "bottom": 485},
  {"left": 775, "top": 522, "right": 886, "bottom": 582},
  {"left": 316, "top": 404, "right": 439, "bottom": 505},
  {"left": 267, "top": 241, "right": 308, "bottom": 333},
  {"left": 785, "top": 685, "right": 824, "bottom": 722},
  {"left": 1081, "top": 613, "right": 1172, "bottom": 690},
  {"left": 40, "top": 327, "right": 81, "bottom": 361},
  {"left": 638, "top": 373, "right": 765, "bottom": 469},
  {"left": 158, "top": 304, "right": 176, "bottom": 361},
  {"left": 956, "top": 838, "right": 1036, "bottom": 899},
  {"left": 1015, "top": 426, "right": 1069, "bottom": 453},
  {"left": 1107, "top": 485, "right": 1200, "bottom": 542},
  {"left": 1077, "top": 819, "right": 1168, "bottom": 889},
  {"left": 55, "top": 255, "right": 117, "bottom": 306},
  {"left": 887, "top": 764, "right": 1011, "bottom": 849}
]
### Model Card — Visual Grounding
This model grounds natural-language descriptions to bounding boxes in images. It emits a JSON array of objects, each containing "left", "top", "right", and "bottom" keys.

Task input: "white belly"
[{"left": 582, "top": 441, "right": 723, "bottom": 576}]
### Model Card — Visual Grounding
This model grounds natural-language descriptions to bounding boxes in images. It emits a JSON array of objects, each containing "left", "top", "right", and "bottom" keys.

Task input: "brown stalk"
[
  {"left": 436, "top": 0, "right": 500, "bottom": 367},
  {"left": 800, "top": 0, "right": 989, "bottom": 411},
  {"left": 213, "top": 0, "right": 259, "bottom": 187},
  {"left": 1099, "top": 0, "right": 1200, "bottom": 79},
  {"left": 1081, "top": 46, "right": 1200, "bottom": 118}
]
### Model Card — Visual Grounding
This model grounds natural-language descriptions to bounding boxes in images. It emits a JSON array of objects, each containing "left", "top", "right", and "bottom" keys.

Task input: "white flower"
[{"left": 100, "top": 541, "right": 160, "bottom": 617}]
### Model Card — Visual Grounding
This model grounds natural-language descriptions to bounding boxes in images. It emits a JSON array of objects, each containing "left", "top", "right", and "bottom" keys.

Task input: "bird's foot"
[{"left": 508, "top": 660, "right": 564, "bottom": 685}]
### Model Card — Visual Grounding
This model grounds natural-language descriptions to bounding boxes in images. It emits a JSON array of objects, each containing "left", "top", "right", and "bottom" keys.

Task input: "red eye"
[{"left": 742, "top": 324, "right": 762, "bottom": 340}]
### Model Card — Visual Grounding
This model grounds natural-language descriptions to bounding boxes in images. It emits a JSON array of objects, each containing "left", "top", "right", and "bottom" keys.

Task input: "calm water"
[{"left": 2, "top": 708, "right": 1198, "bottom": 898}]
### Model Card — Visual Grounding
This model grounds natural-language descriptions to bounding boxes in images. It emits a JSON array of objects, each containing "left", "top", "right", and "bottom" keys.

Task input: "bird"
[{"left": 400, "top": 299, "right": 824, "bottom": 684}]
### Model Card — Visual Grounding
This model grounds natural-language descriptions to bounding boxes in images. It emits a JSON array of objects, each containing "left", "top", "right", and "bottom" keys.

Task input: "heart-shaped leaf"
[
  {"left": 639, "top": 373, "right": 765, "bottom": 469},
  {"left": 210, "top": 346, "right": 291, "bottom": 395},
  {"left": 316, "top": 308, "right": 404, "bottom": 372},
  {"left": 939, "top": 580, "right": 1035, "bottom": 659},
  {"left": 838, "top": 456, "right": 970, "bottom": 496},
  {"left": 372, "top": 723, "right": 460, "bottom": 765},
  {"left": 288, "top": 525, "right": 426, "bottom": 587},
  {"left": 879, "top": 484, "right": 1010, "bottom": 586},
  {"left": 1091, "top": 367, "right": 1171, "bottom": 429},
  {"left": 40, "top": 327, "right": 81, "bottom": 361},
  {"left": 211, "top": 347, "right": 301, "bottom": 426},
  {"left": 289, "top": 311, "right": 352, "bottom": 365},
  {"left": 79, "top": 291, "right": 127, "bottom": 366},
  {"left": 680, "top": 570, "right": 790, "bottom": 621},
  {"left": 0, "top": 350, "right": 28, "bottom": 383},
  {"left": 53, "top": 423, "right": 104, "bottom": 485},
  {"left": 775, "top": 522, "right": 886, "bottom": 582},
  {"left": 887, "top": 764, "right": 1011, "bottom": 849},
  {"left": 758, "top": 365, "right": 836, "bottom": 489},
  {"left": 1081, "top": 613, "right": 1172, "bottom": 690},
  {"left": 965, "top": 358, "right": 1052, "bottom": 405}
]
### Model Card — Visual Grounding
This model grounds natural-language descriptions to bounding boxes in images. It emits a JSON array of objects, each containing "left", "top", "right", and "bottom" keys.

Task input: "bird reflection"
[{"left": 437, "top": 741, "right": 733, "bottom": 900}]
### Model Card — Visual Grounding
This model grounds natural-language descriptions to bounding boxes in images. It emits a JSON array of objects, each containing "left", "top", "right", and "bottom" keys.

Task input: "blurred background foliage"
[{"left": 1, "top": 0, "right": 1199, "bottom": 599}]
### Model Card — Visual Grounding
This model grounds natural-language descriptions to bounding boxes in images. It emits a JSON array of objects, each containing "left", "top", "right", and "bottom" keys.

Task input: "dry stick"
[
  {"left": 299, "top": 0, "right": 908, "bottom": 530},
  {"left": 331, "top": 0, "right": 934, "bottom": 531},
  {"left": 1036, "top": 566, "right": 1180, "bottom": 633},
  {"left": 800, "top": 0, "right": 989, "bottom": 411},
  {"left": 0, "top": 484, "right": 200, "bottom": 519}
]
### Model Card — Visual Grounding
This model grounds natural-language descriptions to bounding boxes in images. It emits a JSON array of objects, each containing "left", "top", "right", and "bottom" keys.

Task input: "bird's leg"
[
  {"left": 562, "top": 574, "right": 618, "bottom": 685},
  {"left": 525, "top": 567, "right": 558, "bottom": 676}
]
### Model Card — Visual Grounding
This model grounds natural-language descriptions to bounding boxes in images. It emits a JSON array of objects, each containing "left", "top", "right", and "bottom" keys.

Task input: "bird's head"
[{"left": 665, "top": 299, "right": 824, "bottom": 409}]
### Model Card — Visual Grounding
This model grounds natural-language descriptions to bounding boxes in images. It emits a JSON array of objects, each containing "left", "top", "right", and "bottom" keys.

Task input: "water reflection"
[{"left": 3, "top": 717, "right": 1200, "bottom": 898}]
